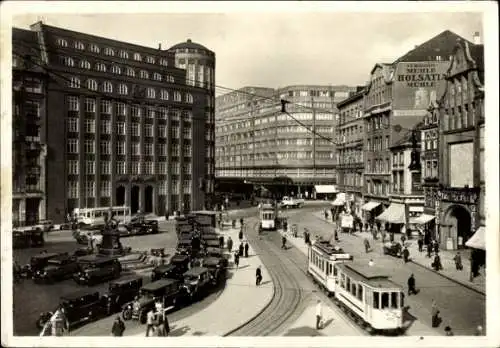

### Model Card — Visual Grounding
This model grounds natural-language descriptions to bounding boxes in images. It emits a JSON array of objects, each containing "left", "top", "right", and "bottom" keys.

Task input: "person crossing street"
[
  {"left": 256, "top": 265, "right": 262, "bottom": 286},
  {"left": 407, "top": 274, "right": 417, "bottom": 295}
]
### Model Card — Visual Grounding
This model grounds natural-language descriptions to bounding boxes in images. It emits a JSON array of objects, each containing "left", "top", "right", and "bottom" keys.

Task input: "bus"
[
  {"left": 259, "top": 203, "right": 277, "bottom": 231},
  {"left": 72, "top": 206, "right": 131, "bottom": 226}
]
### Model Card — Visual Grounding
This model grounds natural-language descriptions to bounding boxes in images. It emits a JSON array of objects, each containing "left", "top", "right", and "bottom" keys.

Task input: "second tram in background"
[{"left": 259, "top": 203, "right": 278, "bottom": 231}]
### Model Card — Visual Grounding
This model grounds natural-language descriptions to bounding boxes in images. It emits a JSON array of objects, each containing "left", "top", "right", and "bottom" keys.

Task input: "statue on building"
[{"left": 408, "top": 129, "right": 421, "bottom": 172}]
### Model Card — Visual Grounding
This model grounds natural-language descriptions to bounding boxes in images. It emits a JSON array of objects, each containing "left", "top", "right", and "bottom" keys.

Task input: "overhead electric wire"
[{"left": 12, "top": 37, "right": 482, "bottom": 143}]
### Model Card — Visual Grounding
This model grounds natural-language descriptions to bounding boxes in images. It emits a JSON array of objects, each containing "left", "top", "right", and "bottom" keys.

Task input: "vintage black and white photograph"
[{"left": 1, "top": 1, "right": 498, "bottom": 347}]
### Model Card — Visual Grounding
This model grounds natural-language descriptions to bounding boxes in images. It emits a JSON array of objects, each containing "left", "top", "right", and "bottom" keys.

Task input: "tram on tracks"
[
  {"left": 259, "top": 203, "right": 278, "bottom": 231},
  {"left": 307, "top": 240, "right": 405, "bottom": 334}
]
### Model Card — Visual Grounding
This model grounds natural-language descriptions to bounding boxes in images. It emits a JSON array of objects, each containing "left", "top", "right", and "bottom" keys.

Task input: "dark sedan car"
[
  {"left": 382, "top": 241, "right": 403, "bottom": 258},
  {"left": 33, "top": 254, "right": 79, "bottom": 283}
]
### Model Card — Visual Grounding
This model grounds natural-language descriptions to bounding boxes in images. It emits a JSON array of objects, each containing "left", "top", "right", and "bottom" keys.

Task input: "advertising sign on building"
[
  {"left": 341, "top": 214, "right": 354, "bottom": 228},
  {"left": 392, "top": 61, "right": 449, "bottom": 115}
]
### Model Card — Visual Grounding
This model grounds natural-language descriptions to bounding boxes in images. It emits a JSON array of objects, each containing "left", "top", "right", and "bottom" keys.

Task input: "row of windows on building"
[
  {"left": 365, "top": 180, "right": 391, "bottom": 196},
  {"left": 422, "top": 160, "right": 439, "bottom": 179},
  {"left": 56, "top": 37, "right": 169, "bottom": 66},
  {"left": 60, "top": 56, "right": 175, "bottom": 82},
  {"left": 366, "top": 114, "right": 390, "bottom": 132},
  {"left": 338, "top": 172, "right": 363, "bottom": 187},
  {"left": 336, "top": 149, "right": 363, "bottom": 164},
  {"left": 67, "top": 77, "right": 193, "bottom": 103},
  {"left": 12, "top": 76, "right": 44, "bottom": 94},
  {"left": 66, "top": 118, "right": 192, "bottom": 139},
  {"left": 442, "top": 101, "right": 479, "bottom": 132},
  {"left": 217, "top": 138, "right": 334, "bottom": 152},
  {"left": 338, "top": 124, "right": 363, "bottom": 143},
  {"left": 338, "top": 104, "right": 364, "bottom": 125},
  {"left": 217, "top": 151, "right": 335, "bottom": 163},
  {"left": 280, "top": 89, "right": 350, "bottom": 99},
  {"left": 66, "top": 180, "right": 192, "bottom": 199},
  {"left": 66, "top": 139, "right": 193, "bottom": 157},
  {"left": 216, "top": 168, "right": 336, "bottom": 177},
  {"left": 392, "top": 172, "right": 406, "bottom": 193},
  {"left": 421, "top": 131, "right": 438, "bottom": 151},
  {"left": 66, "top": 160, "right": 191, "bottom": 176},
  {"left": 367, "top": 136, "right": 391, "bottom": 152},
  {"left": 366, "top": 158, "right": 391, "bottom": 173}
]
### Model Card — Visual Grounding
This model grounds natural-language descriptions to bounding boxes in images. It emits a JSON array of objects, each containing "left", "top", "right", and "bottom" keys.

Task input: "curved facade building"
[
  {"left": 168, "top": 39, "right": 216, "bottom": 206},
  {"left": 215, "top": 85, "right": 357, "bottom": 195}
]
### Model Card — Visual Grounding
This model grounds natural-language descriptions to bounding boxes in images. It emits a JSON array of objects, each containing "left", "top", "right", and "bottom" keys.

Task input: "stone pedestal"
[{"left": 98, "top": 226, "right": 129, "bottom": 256}]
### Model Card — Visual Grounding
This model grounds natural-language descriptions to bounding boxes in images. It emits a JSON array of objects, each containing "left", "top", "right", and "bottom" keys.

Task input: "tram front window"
[
  {"left": 381, "top": 292, "right": 389, "bottom": 309},
  {"left": 391, "top": 292, "right": 399, "bottom": 309},
  {"left": 373, "top": 291, "right": 379, "bottom": 309}
]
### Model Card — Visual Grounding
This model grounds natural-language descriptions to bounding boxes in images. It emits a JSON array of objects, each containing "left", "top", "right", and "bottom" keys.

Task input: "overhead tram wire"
[{"left": 13, "top": 38, "right": 481, "bottom": 142}]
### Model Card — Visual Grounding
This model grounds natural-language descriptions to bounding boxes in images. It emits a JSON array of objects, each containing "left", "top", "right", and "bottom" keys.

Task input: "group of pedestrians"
[{"left": 145, "top": 302, "right": 170, "bottom": 337}]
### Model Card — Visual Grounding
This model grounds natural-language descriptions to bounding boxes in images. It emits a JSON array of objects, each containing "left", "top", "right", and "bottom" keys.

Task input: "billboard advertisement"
[{"left": 392, "top": 61, "right": 449, "bottom": 113}]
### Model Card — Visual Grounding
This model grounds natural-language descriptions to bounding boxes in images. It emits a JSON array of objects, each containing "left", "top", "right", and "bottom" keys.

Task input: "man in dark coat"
[
  {"left": 239, "top": 243, "right": 244, "bottom": 257},
  {"left": 227, "top": 236, "right": 233, "bottom": 253},
  {"left": 234, "top": 251, "right": 240, "bottom": 269},
  {"left": 244, "top": 242, "right": 249, "bottom": 258},
  {"left": 238, "top": 228, "right": 243, "bottom": 241},
  {"left": 403, "top": 247, "right": 410, "bottom": 263},
  {"left": 426, "top": 242, "right": 433, "bottom": 258},
  {"left": 407, "top": 274, "right": 417, "bottom": 295},
  {"left": 111, "top": 316, "right": 125, "bottom": 336},
  {"left": 417, "top": 233, "right": 424, "bottom": 252},
  {"left": 219, "top": 235, "right": 224, "bottom": 249},
  {"left": 256, "top": 265, "right": 262, "bottom": 286}
]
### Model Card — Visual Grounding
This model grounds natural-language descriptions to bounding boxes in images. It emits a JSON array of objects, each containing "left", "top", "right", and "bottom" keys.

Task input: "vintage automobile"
[
  {"left": 73, "top": 255, "right": 122, "bottom": 285},
  {"left": 151, "top": 254, "right": 190, "bottom": 281},
  {"left": 33, "top": 254, "right": 79, "bottom": 283},
  {"left": 382, "top": 241, "right": 403, "bottom": 258},
  {"left": 37, "top": 220, "right": 55, "bottom": 232},
  {"left": 36, "top": 290, "right": 107, "bottom": 331},
  {"left": 121, "top": 278, "right": 186, "bottom": 323},
  {"left": 203, "top": 239, "right": 221, "bottom": 249},
  {"left": 102, "top": 275, "right": 143, "bottom": 315},
  {"left": 202, "top": 257, "right": 226, "bottom": 285},
  {"left": 204, "top": 247, "right": 229, "bottom": 268},
  {"left": 29, "top": 252, "right": 69, "bottom": 275},
  {"left": 13, "top": 229, "right": 45, "bottom": 249},
  {"left": 182, "top": 267, "right": 212, "bottom": 301},
  {"left": 200, "top": 233, "right": 220, "bottom": 242},
  {"left": 177, "top": 238, "right": 193, "bottom": 253}
]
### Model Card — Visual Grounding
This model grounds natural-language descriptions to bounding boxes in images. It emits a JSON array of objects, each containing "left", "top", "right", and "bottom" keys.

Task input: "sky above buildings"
[{"left": 8, "top": 2, "right": 485, "bottom": 96}]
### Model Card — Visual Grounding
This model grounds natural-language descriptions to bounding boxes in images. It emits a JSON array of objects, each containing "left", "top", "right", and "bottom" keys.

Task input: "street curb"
[
  {"left": 410, "top": 259, "right": 485, "bottom": 296},
  {"left": 222, "top": 220, "right": 277, "bottom": 337}
]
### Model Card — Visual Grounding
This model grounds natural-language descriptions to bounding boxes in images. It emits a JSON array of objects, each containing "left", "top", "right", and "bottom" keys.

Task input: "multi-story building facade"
[
  {"left": 437, "top": 37, "right": 484, "bottom": 251},
  {"left": 15, "top": 22, "right": 214, "bottom": 222},
  {"left": 361, "top": 30, "right": 467, "bottom": 226},
  {"left": 215, "top": 85, "right": 357, "bottom": 197},
  {"left": 335, "top": 87, "right": 365, "bottom": 216},
  {"left": 12, "top": 28, "right": 49, "bottom": 226}
]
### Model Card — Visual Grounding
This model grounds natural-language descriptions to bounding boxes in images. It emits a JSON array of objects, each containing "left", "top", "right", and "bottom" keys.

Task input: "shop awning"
[
  {"left": 413, "top": 214, "right": 436, "bottom": 225},
  {"left": 465, "top": 226, "right": 485, "bottom": 250},
  {"left": 315, "top": 185, "right": 337, "bottom": 194},
  {"left": 376, "top": 203, "right": 405, "bottom": 224},
  {"left": 361, "top": 201, "right": 381, "bottom": 211}
]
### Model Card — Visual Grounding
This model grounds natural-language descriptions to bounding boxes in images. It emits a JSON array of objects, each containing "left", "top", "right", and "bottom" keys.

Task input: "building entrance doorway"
[
  {"left": 444, "top": 205, "right": 472, "bottom": 249},
  {"left": 144, "top": 186, "right": 153, "bottom": 213},
  {"left": 131, "top": 186, "right": 140, "bottom": 214},
  {"left": 25, "top": 198, "right": 40, "bottom": 225},
  {"left": 116, "top": 186, "right": 126, "bottom": 206}
]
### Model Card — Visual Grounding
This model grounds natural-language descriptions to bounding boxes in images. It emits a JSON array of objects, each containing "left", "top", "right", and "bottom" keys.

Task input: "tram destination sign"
[{"left": 392, "top": 61, "right": 449, "bottom": 111}]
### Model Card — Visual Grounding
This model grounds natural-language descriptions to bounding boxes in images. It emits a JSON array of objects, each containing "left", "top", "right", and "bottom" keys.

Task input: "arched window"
[
  {"left": 69, "top": 77, "right": 81, "bottom": 89},
  {"left": 89, "top": 44, "right": 100, "bottom": 53},
  {"left": 146, "top": 88, "right": 156, "bottom": 99},
  {"left": 104, "top": 47, "right": 115, "bottom": 56},
  {"left": 153, "top": 73, "right": 162, "bottom": 81},
  {"left": 140, "top": 70, "right": 149, "bottom": 79},
  {"left": 119, "top": 50, "right": 129, "bottom": 59},
  {"left": 159, "top": 58, "right": 168, "bottom": 66},
  {"left": 63, "top": 57, "right": 75, "bottom": 67},
  {"left": 74, "top": 41, "right": 85, "bottom": 50},
  {"left": 103, "top": 81, "right": 113, "bottom": 93},
  {"left": 87, "top": 79, "right": 98, "bottom": 91},
  {"left": 133, "top": 52, "right": 142, "bottom": 61},
  {"left": 125, "top": 68, "right": 135, "bottom": 77},
  {"left": 56, "top": 38, "right": 68, "bottom": 47},
  {"left": 185, "top": 93, "right": 193, "bottom": 104},
  {"left": 174, "top": 91, "right": 182, "bottom": 102},
  {"left": 80, "top": 60, "right": 91, "bottom": 69},
  {"left": 96, "top": 63, "right": 107, "bottom": 72},
  {"left": 146, "top": 56, "right": 155, "bottom": 64},
  {"left": 160, "top": 90, "right": 169, "bottom": 100},
  {"left": 111, "top": 65, "right": 121, "bottom": 74},
  {"left": 118, "top": 84, "right": 128, "bottom": 95}
]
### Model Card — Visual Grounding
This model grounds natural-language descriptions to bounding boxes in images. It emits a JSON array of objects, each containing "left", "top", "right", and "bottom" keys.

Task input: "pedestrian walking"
[
  {"left": 240, "top": 218, "right": 244, "bottom": 227},
  {"left": 431, "top": 301, "right": 440, "bottom": 328},
  {"left": 219, "top": 235, "right": 224, "bottom": 249},
  {"left": 282, "top": 235, "right": 287, "bottom": 249},
  {"left": 389, "top": 231, "right": 394, "bottom": 243},
  {"left": 227, "top": 236, "right": 233, "bottom": 253},
  {"left": 244, "top": 242, "right": 249, "bottom": 258},
  {"left": 324, "top": 209, "right": 328, "bottom": 220},
  {"left": 400, "top": 234, "right": 406, "bottom": 246},
  {"left": 403, "top": 246, "right": 410, "bottom": 263},
  {"left": 418, "top": 235, "right": 424, "bottom": 252},
  {"left": 432, "top": 253, "right": 443, "bottom": 271},
  {"left": 363, "top": 238, "right": 370, "bottom": 253},
  {"left": 433, "top": 239, "right": 439, "bottom": 253},
  {"left": 238, "top": 243, "right": 244, "bottom": 257},
  {"left": 234, "top": 252, "right": 240, "bottom": 269},
  {"left": 315, "top": 300, "right": 323, "bottom": 330},
  {"left": 111, "top": 316, "right": 125, "bottom": 336},
  {"left": 256, "top": 265, "right": 262, "bottom": 286},
  {"left": 146, "top": 309, "right": 156, "bottom": 337},
  {"left": 368, "top": 259, "right": 374, "bottom": 267},
  {"left": 426, "top": 242, "right": 432, "bottom": 258},
  {"left": 453, "top": 252, "right": 463, "bottom": 270},
  {"left": 407, "top": 274, "right": 417, "bottom": 295},
  {"left": 238, "top": 228, "right": 243, "bottom": 241},
  {"left": 444, "top": 326, "right": 454, "bottom": 336}
]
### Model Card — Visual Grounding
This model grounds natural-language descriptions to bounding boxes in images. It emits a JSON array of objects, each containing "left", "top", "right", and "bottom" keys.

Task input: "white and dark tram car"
[
  {"left": 259, "top": 203, "right": 277, "bottom": 231},
  {"left": 334, "top": 262, "right": 405, "bottom": 334},
  {"left": 307, "top": 240, "right": 353, "bottom": 294}
]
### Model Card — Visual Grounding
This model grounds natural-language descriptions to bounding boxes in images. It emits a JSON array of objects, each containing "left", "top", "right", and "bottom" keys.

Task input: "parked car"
[
  {"left": 382, "top": 241, "right": 403, "bottom": 258},
  {"left": 73, "top": 255, "right": 122, "bottom": 285},
  {"left": 29, "top": 252, "right": 68, "bottom": 276},
  {"left": 37, "top": 220, "right": 55, "bottom": 232},
  {"left": 204, "top": 247, "right": 229, "bottom": 268},
  {"left": 181, "top": 267, "right": 212, "bottom": 301},
  {"left": 151, "top": 254, "right": 190, "bottom": 281},
  {"left": 177, "top": 238, "right": 193, "bottom": 254},
  {"left": 36, "top": 290, "right": 107, "bottom": 331},
  {"left": 121, "top": 278, "right": 187, "bottom": 323},
  {"left": 13, "top": 229, "right": 45, "bottom": 249},
  {"left": 102, "top": 275, "right": 143, "bottom": 315},
  {"left": 280, "top": 196, "right": 305, "bottom": 209},
  {"left": 33, "top": 254, "right": 79, "bottom": 283},
  {"left": 201, "top": 233, "right": 219, "bottom": 242},
  {"left": 202, "top": 257, "right": 226, "bottom": 285},
  {"left": 203, "top": 239, "right": 221, "bottom": 249}
]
